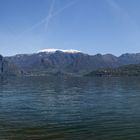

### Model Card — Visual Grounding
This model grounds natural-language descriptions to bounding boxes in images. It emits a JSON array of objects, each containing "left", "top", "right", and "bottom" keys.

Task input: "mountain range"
[{"left": 1, "top": 49, "right": 140, "bottom": 76}]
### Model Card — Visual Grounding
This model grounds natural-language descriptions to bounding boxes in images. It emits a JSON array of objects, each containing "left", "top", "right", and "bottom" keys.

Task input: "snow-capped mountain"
[
  {"left": 4, "top": 49, "right": 118, "bottom": 76},
  {"left": 37, "top": 48, "right": 81, "bottom": 54},
  {"left": 3, "top": 49, "right": 140, "bottom": 76}
]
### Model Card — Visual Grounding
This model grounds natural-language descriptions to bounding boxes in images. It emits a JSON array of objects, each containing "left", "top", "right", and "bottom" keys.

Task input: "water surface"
[{"left": 0, "top": 76, "right": 140, "bottom": 140}]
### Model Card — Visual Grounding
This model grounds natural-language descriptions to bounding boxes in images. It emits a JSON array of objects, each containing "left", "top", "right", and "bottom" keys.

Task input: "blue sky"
[{"left": 0, "top": 0, "right": 140, "bottom": 56}]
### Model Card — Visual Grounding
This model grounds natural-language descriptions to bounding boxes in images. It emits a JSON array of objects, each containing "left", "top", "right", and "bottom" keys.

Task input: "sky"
[{"left": 0, "top": 0, "right": 140, "bottom": 56}]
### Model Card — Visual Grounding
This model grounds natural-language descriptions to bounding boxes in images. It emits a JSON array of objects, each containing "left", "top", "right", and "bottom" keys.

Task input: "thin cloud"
[
  {"left": 21, "top": 0, "right": 81, "bottom": 35},
  {"left": 106, "top": 0, "right": 140, "bottom": 47},
  {"left": 45, "top": 0, "right": 55, "bottom": 31},
  {"left": 52, "top": 0, "right": 81, "bottom": 17},
  {"left": 106, "top": 0, "right": 139, "bottom": 30},
  {"left": 106, "top": 0, "right": 130, "bottom": 19},
  {"left": 21, "top": 0, "right": 55, "bottom": 34}
]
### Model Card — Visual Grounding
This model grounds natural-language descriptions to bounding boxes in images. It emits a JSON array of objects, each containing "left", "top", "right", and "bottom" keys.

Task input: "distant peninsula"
[{"left": 85, "top": 64, "right": 140, "bottom": 77}]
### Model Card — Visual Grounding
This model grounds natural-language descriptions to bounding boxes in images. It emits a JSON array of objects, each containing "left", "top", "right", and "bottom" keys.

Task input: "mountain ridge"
[{"left": 2, "top": 49, "right": 140, "bottom": 76}]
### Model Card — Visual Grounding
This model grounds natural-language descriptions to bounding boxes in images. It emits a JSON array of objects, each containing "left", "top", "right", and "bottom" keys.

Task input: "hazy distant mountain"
[
  {"left": 118, "top": 53, "right": 140, "bottom": 65},
  {"left": 5, "top": 49, "right": 120, "bottom": 76},
  {"left": 4, "top": 49, "right": 140, "bottom": 76}
]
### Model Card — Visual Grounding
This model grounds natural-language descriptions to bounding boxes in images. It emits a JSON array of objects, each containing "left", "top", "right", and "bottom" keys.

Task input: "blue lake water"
[{"left": 0, "top": 76, "right": 140, "bottom": 140}]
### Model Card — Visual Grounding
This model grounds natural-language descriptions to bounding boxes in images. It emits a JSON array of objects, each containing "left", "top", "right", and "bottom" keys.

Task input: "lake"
[{"left": 0, "top": 76, "right": 140, "bottom": 140}]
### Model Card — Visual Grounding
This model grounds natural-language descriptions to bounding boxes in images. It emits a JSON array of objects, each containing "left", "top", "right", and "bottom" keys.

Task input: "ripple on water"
[{"left": 0, "top": 76, "right": 140, "bottom": 140}]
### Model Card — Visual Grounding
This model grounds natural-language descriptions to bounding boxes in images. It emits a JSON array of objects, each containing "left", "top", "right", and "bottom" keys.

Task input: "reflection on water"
[{"left": 0, "top": 76, "right": 140, "bottom": 139}]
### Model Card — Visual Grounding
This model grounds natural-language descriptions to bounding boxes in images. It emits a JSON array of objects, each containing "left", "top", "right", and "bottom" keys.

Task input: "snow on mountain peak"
[{"left": 37, "top": 48, "right": 81, "bottom": 54}]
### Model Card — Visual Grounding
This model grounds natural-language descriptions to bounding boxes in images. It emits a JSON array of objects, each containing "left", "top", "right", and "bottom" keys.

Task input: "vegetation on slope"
[{"left": 86, "top": 64, "right": 140, "bottom": 77}]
